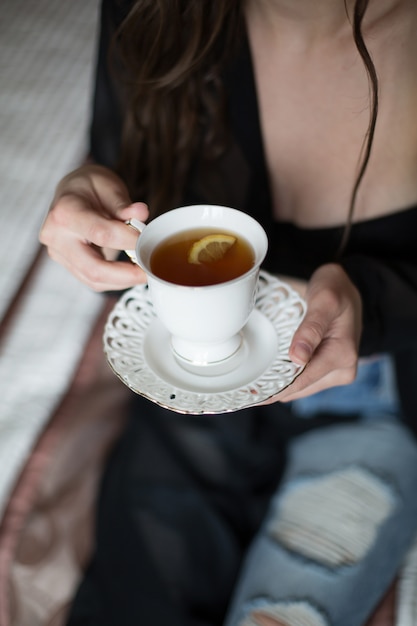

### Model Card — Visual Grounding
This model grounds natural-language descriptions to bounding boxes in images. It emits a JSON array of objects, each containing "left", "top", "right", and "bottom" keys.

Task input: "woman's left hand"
[{"left": 266, "top": 263, "right": 363, "bottom": 403}]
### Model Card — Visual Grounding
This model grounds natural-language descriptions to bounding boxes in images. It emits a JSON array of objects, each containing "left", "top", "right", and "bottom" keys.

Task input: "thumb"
[
  {"left": 288, "top": 263, "right": 345, "bottom": 366},
  {"left": 117, "top": 202, "right": 150, "bottom": 225},
  {"left": 90, "top": 166, "right": 149, "bottom": 223},
  {"left": 289, "top": 309, "right": 327, "bottom": 366}
]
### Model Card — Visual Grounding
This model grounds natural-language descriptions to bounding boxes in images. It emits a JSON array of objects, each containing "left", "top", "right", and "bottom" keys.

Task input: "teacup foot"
[{"left": 172, "top": 334, "right": 246, "bottom": 377}]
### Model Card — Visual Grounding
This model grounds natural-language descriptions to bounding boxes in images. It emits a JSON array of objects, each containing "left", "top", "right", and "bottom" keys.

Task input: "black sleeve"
[
  {"left": 89, "top": 0, "right": 134, "bottom": 167},
  {"left": 340, "top": 254, "right": 417, "bottom": 356}
]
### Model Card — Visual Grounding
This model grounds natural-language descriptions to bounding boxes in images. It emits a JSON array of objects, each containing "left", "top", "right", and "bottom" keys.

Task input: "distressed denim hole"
[
  {"left": 240, "top": 600, "right": 329, "bottom": 626},
  {"left": 267, "top": 466, "right": 395, "bottom": 567}
]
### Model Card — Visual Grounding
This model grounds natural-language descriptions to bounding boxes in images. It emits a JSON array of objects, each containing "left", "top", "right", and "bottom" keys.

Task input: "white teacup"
[{"left": 126, "top": 205, "right": 268, "bottom": 374}]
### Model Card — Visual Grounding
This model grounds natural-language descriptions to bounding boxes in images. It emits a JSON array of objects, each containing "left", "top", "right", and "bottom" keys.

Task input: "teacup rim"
[{"left": 135, "top": 203, "right": 268, "bottom": 288}]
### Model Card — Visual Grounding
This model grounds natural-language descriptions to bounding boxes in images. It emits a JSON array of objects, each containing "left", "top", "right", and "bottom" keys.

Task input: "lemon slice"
[{"left": 188, "top": 233, "right": 237, "bottom": 264}]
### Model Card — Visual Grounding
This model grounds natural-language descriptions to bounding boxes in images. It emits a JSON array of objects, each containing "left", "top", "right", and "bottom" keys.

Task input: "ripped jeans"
[{"left": 224, "top": 357, "right": 417, "bottom": 626}]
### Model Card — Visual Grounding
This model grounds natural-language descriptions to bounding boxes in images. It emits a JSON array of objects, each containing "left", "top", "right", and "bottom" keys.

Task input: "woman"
[{"left": 40, "top": 0, "right": 417, "bottom": 624}]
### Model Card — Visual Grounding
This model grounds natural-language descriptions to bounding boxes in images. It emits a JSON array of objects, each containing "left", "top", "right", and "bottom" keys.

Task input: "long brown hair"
[
  {"left": 114, "top": 0, "right": 378, "bottom": 246},
  {"left": 339, "top": 0, "right": 379, "bottom": 253},
  {"left": 114, "top": 0, "right": 242, "bottom": 217}
]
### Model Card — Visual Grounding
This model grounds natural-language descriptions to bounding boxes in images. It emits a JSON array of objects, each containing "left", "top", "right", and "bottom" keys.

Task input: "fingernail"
[{"left": 292, "top": 342, "right": 312, "bottom": 365}]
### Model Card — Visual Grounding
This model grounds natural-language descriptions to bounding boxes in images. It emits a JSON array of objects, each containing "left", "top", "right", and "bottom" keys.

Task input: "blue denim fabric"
[
  {"left": 291, "top": 355, "right": 400, "bottom": 421},
  {"left": 224, "top": 357, "right": 417, "bottom": 626}
]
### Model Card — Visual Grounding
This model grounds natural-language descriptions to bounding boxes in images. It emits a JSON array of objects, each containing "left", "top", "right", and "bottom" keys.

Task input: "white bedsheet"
[{"left": 0, "top": 0, "right": 102, "bottom": 517}]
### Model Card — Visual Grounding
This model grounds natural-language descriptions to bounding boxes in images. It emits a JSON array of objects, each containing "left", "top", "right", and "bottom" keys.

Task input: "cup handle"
[{"left": 124, "top": 218, "right": 147, "bottom": 265}]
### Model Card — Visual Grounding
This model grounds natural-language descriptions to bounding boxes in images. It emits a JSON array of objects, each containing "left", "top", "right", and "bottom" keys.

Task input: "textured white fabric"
[
  {"left": 0, "top": 0, "right": 100, "bottom": 318},
  {"left": 0, "top": 254, "right": 102, "bottom": 517},
  {"left": 0, "top": 0, "right": 102, "bottom": 516}
]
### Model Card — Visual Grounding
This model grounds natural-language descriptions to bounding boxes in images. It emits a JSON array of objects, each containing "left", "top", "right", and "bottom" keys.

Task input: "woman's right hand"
[{"left": 39, "top": 164, "right": 149, "bottom": 291}]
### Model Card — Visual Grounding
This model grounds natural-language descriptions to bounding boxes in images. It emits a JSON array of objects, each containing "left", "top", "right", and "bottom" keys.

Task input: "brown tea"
[{"left": 150, "top": 227, "right": 255, "bottom": 286}]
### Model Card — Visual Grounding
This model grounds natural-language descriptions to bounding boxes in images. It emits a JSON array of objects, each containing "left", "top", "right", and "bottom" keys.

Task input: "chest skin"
[{"left": 245, "top": 1, "right": 417, "bottom": 229}]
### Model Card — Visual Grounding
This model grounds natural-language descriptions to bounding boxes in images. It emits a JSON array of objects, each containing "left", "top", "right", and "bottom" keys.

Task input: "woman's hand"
[
  {"left": 39, "top": 164, "right": 149, "bottom": 291},
  {"left": 268, "top": 263, "right": 363, "bottom": 403}
]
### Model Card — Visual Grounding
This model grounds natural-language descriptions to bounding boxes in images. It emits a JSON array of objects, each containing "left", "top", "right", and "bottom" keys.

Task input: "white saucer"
[{"left": 103, "top": 271, "right": 306, "bottom": 414}]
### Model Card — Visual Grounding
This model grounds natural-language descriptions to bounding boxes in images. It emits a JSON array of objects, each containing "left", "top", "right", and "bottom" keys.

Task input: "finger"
[
  {"left": 259, "top": 358, "right": 356, "bottom": 406},
  {"left": 288, "top": 281, "right": 355, "bottom": 366},
  {"left": 91, "top": 172, "right": 148, "bottom": 222},
  {"left": 290, "top": 265, "right": 362, "bottom": 366},
  {"left": 118, "top": 202, "right": 149, "bottom": 224},
  {"left": 90, "top": 169, "right": 134, "bottom": 217},
  {"left": 259, "top": 329, "right": 358, "bottom": 406},
  {"left": 57, "top": 164, "right": 134, "bottom": 220},
  {"left": 289, "top": 310, "right": 331, "bottom": 366},
  {"left": 48, "top": 239, "right": 146, "bottom": 292},
  {"left": 277, "top": 363, "right": 356, "bottom": 402},
  {"left": 42, "top": 194, "right": 146, "bottom": 254},
  {"left": 287, "top": 329, "right": 357, "bottom": 389}
]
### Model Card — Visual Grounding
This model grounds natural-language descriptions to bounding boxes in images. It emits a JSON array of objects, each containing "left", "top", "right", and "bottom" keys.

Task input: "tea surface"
[{"left": 150, "top": 228, "right": 255, "bottom": 286}]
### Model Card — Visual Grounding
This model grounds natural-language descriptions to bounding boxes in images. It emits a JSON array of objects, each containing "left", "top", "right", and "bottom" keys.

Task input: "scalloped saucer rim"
[{"left": 103, "top": 271, "right": 306, "bottom": 415}]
